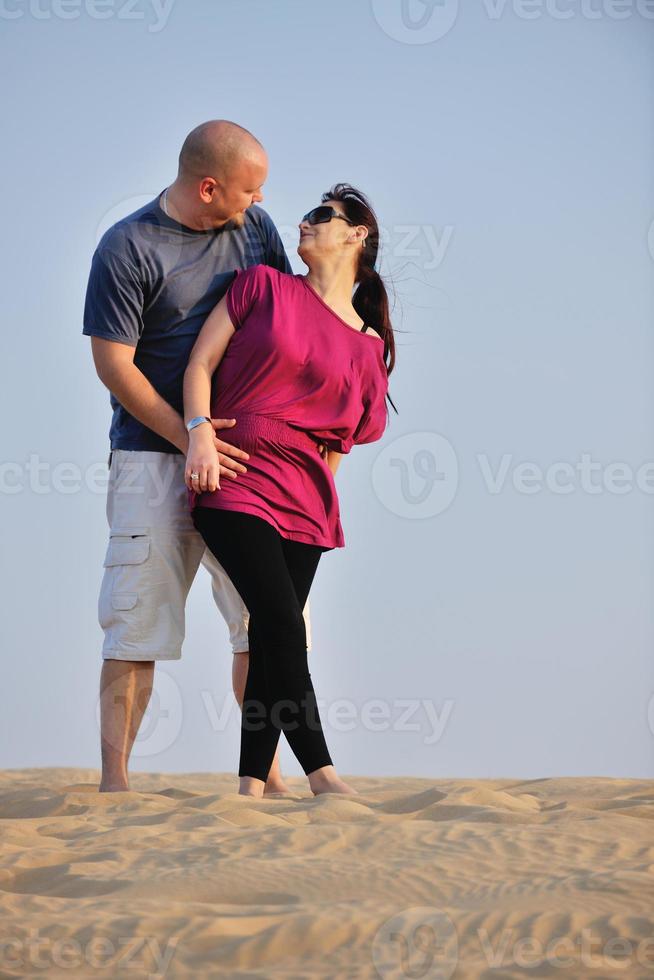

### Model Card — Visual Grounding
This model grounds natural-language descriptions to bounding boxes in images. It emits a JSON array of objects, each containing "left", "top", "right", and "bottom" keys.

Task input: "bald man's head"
[
  {"left": 177, "top": 119, "right": 266, "bottom": 182},
  {"left": 166, "top": 119, "right": 268, "bottom": 230}
]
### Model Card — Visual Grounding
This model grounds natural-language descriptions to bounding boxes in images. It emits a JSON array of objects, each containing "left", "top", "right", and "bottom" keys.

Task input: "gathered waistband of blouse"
[{"left": 223, "top": 412, "right": 321, "bottom": 452}]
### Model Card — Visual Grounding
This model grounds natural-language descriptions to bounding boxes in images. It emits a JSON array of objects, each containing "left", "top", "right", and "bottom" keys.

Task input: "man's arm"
[
  {"left": 90, "top": 336, "right": 249, "bottom": 477},
  {"left": 84, "top": 243, "right": 249, "bottom": 474}
]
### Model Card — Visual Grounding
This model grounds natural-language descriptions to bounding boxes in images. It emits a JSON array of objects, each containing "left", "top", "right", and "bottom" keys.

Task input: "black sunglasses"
[{"left": 301, "top": 205, "right": 355, "bottom": 226}]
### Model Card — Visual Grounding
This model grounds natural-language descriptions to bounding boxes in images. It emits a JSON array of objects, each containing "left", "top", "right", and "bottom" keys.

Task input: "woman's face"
[{"left": 297, "top": 199, "right": 367, "bottom": 263}]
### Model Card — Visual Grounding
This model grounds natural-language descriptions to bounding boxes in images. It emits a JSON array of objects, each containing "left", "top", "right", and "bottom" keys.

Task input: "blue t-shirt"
[{"left": 82, "top": 191, "right": 292, "bottom": 454}]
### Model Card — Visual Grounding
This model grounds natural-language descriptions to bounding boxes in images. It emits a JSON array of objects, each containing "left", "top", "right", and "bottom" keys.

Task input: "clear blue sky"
[{"left": 2, "top": 0, "right": 653, "bottom": 778}]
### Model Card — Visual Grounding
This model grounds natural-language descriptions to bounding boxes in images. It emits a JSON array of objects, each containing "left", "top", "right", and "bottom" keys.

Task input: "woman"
[{"left": 183, "top": 183, "right": 397, "bottom": 797}]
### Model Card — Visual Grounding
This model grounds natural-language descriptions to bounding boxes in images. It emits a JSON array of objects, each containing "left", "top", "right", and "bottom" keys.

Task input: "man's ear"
[{"left": 199, "top": 177, "right": 218, "bottom": 203}]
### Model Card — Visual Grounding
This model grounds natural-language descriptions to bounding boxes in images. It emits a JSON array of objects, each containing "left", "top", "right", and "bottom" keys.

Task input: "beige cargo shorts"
[{"left": 98, "top": 449, "right": 312, "bottom": 661}]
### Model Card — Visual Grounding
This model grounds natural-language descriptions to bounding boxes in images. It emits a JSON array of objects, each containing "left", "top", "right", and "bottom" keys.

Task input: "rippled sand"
[{"left": 0, "top": 769, "right": 652, "bottom": 978}]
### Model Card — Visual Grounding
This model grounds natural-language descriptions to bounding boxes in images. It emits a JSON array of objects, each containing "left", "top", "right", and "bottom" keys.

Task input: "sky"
[{"left": 1, "top": 0, "right": 653, "bottom": 779}]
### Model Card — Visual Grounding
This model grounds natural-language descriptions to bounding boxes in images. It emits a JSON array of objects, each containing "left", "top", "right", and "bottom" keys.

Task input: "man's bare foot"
[
  {"left": 307, "top": 765, "right": 359, "bottom": 796},
  {"left": 99, "top": 778, "right": 130, "bottom": 793},
  {"left": 239, "top": 776, "right": 266, "bottom": 798}
]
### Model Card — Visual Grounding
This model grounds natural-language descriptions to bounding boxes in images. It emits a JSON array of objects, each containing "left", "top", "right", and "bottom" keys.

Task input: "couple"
[{"left": 83, "top": 119, "right": 396, "bottom": 797}]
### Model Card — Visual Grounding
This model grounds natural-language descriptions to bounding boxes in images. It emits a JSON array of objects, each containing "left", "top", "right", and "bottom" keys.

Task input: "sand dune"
[{"left": 0, "top": 769, "right": 652, "bottom": 978}]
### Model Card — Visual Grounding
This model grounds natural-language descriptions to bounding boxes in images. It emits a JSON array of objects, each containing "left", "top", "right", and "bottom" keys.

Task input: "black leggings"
[{"left": 192, "top": 507, "right": 333, "bottom": 782}]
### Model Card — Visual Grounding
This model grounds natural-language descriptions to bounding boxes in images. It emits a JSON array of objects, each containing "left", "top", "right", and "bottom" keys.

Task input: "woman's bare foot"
[
  {"left": 264, "top": 779, "right": 292, "bottom": 795},
  {"left": 239, "top": 776, "right": 266, "bottom": 797},
  {"left": 263, "top": 756, "right": 292, "bottom": 795},
  {"left": 308, "top": 765, "right": 359, "bottom": 796}
]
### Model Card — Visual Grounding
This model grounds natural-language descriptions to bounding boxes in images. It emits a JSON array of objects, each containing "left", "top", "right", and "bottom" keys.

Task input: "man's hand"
[{"left": 209, "top": 418, "right": 250, "bottom": 480}]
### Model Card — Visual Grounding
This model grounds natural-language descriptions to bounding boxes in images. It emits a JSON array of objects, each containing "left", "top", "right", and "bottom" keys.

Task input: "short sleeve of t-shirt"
[
  {"left": 352, "top": 371, "right": 389, "bottom": 447},
  {"left": 225, "top": 264, "right": 266, "bottom": 330},
  {"left": 82, "top": 247, "right": 145, "bottom": 346},
  {"left": 322, "top": 365, "right": 388, "bottom": 455}
]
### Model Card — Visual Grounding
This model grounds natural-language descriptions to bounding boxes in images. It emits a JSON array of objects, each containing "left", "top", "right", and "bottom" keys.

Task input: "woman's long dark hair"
[{"left": 320, "top": 183, "right": 398, "bottom": 414}]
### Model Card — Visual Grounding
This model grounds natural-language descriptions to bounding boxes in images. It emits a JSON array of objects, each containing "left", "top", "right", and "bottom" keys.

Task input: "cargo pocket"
[
  {"left": 103, "top": 528, "right": 150, "bottom": 566},
  {"left": 98, "top": 527, "right": 151, "bottom": 637}
]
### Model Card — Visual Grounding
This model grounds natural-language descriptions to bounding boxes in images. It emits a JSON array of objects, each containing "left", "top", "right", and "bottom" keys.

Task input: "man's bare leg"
[
  {"left": 232, "top": 652, "right": 291, "bottom": 794},
  {"left": 99, "top": 659, "right": 154, "bottom": 792}
]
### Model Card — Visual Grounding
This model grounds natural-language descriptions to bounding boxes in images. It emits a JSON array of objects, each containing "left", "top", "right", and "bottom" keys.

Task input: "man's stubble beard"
[{"left": 218, "top": 210, "right": 246, "bottom": 232}]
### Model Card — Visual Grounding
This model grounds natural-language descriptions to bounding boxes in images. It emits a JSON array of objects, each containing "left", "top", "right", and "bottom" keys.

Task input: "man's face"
[{"left": 210, "top": 154, "right": 268, "bottom": 227}]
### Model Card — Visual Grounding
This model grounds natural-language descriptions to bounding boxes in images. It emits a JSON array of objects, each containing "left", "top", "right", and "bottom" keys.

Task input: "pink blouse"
[{"left": 188, "top": 264, "right": 389, "bottom": 549}]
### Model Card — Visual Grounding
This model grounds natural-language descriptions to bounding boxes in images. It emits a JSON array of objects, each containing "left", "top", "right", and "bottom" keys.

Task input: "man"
[{"left": 83, "top": 119, "right": 312, "bottom": 793}]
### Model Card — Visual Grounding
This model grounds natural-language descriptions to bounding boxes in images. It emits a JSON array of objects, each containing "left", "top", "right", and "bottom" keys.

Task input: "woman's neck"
[{"left": 304, "top": 259, "right": 356, "bottom": 310}]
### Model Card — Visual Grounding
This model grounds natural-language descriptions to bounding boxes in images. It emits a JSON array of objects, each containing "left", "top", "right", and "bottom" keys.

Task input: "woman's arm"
[
  {"left": 183, "top": 294, "right": 236, "bottom": 493},
  {"left": 326, "top": 450, "right": 343, "bottom": 476}
]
